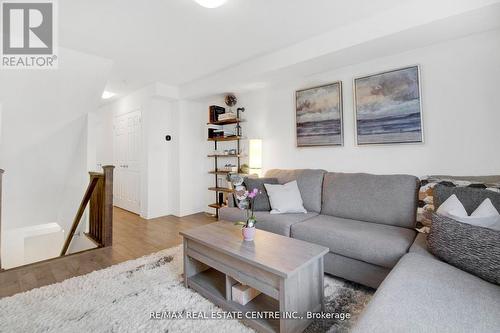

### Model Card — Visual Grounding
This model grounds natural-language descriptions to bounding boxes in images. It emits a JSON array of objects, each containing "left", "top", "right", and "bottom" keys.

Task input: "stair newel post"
[{"left": 102, "top": 165, "right": 114, "bottom": 247}]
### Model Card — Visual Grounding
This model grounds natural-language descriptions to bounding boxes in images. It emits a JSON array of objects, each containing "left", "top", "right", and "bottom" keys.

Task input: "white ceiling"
[{"left": 59, "top": 0, "right": 413, "bottom": 95}]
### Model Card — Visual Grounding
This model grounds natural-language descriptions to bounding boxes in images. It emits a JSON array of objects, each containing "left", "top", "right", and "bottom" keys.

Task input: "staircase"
[
  {"left": 0, "top": 166, "right": 115, "bottom": 271},
  {"left": 61, "top": 166, "right": 115, "bottom": 256}
]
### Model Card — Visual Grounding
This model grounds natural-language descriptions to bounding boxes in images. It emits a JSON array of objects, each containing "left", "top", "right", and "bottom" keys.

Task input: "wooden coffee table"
[{"left": 180, "top": 221, "right": 328, "bottom": 333}]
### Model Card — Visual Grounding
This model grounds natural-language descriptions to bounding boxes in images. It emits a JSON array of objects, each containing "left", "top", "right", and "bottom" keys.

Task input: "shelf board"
[
  {"left": 209, "top": 170, "right": 248, "bottom": 175},
  {"left": 189, "top": 268, "right": 226, "bottom": 300},
  {"left": 187, "top": 268, "right": 279, "bottom": 333},
  {"left": 207, "top": 118, "right": 243, "bottom": 125},
  {"left": 209, "top": 170, "right": 231, "bottom": 175},
  {"left": 207, "top": 136, "right": 242, "bottom": 142},
  {"left": 208, "top": 203, "right": 226, "bottom": 209},
  {"left": 207, "top": 154, "right": 242, "bottom": 158},
  {"left": 208, "top": 187, "right": 234, "bottom": 193}
]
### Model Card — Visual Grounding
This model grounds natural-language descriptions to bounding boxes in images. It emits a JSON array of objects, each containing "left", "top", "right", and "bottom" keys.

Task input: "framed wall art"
[
  {"left": 354, "top": 65, "right": 423, "bottom": 145},
  {"left": 295, "top": 82, "right": 343, "bottom": 147}
]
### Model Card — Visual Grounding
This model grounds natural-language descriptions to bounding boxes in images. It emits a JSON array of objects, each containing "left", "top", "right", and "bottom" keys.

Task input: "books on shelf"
[
  {"left": 217, "top": 112, "right": 237, "bottom": 121},
  {"left": 208, "top": 105, "right": 226, "bottom": 123}
]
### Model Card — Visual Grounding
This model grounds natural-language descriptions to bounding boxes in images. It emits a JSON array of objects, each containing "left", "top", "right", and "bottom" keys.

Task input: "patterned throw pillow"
[
  {"left": 243, "top": 177, "right": 278, "bottom": 211},
  {"left": 417, "top": 176, "right": 500, "bottom": 231}
]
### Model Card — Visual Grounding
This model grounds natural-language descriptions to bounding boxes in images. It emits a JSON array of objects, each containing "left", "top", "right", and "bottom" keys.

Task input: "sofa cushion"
[
  {"left": 322, "top": 172, "right": 419, "bottom": 228},
  {"left": 352, "top": 253, "right": 500, "bottom": 333},
  {"left": 218, "top": 207, "right": 318, "bottom": 237},
  {"left": 291, "top": 215, "right": 416, "bottom": 268},
  {"left": 264, "top": 169, "right": 326, "bottom": 213},
  {"left": 408, "top": 232, "right": 435, "bottom": 259}
]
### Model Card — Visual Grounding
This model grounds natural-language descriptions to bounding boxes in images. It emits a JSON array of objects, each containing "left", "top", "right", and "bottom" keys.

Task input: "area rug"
[{"left": 0, "top": 245, "right": 373, "bottom": 333}]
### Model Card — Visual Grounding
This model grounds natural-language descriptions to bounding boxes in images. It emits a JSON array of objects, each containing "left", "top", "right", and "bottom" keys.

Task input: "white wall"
[
  {"left": 232, "top": 29, "right": 500, "bottom": 178},
  {"left": 92, "top": 85, "right": 203, "bottom": 218},
  {"left": 177, "top": 100, "right": 208, "bottom": 217},
  {"left": 0, "top": 48, "right": 112, "bottom": 266},
  {"left": 0, "top": 48, "right": 112, "bottom": 231}
]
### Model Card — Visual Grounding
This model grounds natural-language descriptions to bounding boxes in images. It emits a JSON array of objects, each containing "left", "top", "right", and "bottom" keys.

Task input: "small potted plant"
[{"left": 234, "top": 188, "right": 260, "bottom": 241}]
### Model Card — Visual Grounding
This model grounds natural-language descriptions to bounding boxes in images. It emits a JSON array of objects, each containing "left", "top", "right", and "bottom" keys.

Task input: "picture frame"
[
  {"left": 354, "top": 65, "right": 424, "bottom": 145},
  {"left": 295, "top": 81, "right": 343, "bottom": 147}
]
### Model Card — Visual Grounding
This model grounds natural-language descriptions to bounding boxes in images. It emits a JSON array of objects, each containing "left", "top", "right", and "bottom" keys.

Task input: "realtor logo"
[{"left": 1, "top": 0, "right": 58, "bottom": 68}]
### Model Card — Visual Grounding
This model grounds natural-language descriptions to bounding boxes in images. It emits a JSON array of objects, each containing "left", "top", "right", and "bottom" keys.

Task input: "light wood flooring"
[{"left": 0, "top": 207, "right": 215, "bottom": 299}]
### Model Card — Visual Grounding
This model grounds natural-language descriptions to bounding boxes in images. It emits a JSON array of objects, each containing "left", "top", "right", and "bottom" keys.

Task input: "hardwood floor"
[{"left": 0, "top": 207, "right": 215, "bottom": 299}]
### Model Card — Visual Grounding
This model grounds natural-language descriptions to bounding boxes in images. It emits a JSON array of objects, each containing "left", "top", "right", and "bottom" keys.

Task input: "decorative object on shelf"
[
  {"left": 217, "top": 176, "right": 225, "bottom": 188},
  {"left": 354, "top": 65, "right": 423, "bottom": 145},
  {"left": 240, "top": 163, "right": 249, "bottom": 174},
  {"left": 234, "top": 188, "right": 260, "bottom": 241},
  {"left": 222, "top": 164, "right": 237, "bottom": 172},
  {"left": 296, "top": 82, "right": 343, "bottom": 147},
  {"left": 248, "top": 139, "right": 263, "bottom": 177},
  {"left": 228, "top": 173, "right": 244, "bottom": 185},
  {"left": 217, "top": 112, "right": 237, "bottom": 121},
  {"left": 208, "top": 105, "right": 225, "bottom": 123},
  {"left": 207, "top": 124, "right": 223, "bottom": 138},
  {"left": 224, "top": 94, "right": 238, "bottom": 116},
  {"left": 225, "top": 94, "right": 237, "bottom": 107},
  {"left": 231, "top": 283, "right": 261, "bottom": 306}
]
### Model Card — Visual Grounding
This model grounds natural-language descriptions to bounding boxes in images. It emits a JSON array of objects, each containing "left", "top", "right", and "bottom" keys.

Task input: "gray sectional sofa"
[
  {"left": 220, "top": 169, "right": 500, "bottom": 332},
  {"left": 220, "top": 169, "right": 419, "bottom": 288},
  {"left": 353, "top": 233, "right": 500, "bottom": 333}
]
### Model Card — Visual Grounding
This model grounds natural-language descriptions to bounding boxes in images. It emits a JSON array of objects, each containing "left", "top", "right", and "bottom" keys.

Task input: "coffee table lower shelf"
[
  {"left": 187, "top": 268, "right": 280, "bottom": 333},
  {"left": 181, "top": 224, "right": 328, "bottom": 333}
]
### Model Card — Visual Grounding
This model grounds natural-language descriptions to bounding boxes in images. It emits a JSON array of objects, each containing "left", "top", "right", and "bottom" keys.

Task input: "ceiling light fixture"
[
  {"left": 194, "top": 0, "right": 227, "bottom": 9},
  {"left": 102, "top": 91, "right": 115, "bottom": 99}
]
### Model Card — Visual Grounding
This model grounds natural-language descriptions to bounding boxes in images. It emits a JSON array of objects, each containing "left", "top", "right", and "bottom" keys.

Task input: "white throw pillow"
[
  {"left": 436, "top": 194, "right": 468, "bottom": 218},
  {"left": 437, "top": 196, "right": 500, "bottom": 230},
  {"left": 264, "top": 181, "right": 307, "bottom": 214},
  {"left": 470, "top": 198, "right": 500, "bottom": 230}
]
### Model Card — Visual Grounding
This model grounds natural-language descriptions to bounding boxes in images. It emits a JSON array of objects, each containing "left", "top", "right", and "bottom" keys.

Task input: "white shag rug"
[{"left": 0, "top": 245, "right": 373, "bottom": 333}]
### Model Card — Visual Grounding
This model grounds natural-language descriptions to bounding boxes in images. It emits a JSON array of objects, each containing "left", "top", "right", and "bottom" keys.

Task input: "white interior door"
[{"left": 114, "top": 110, "right": 142, "bottom": 214}]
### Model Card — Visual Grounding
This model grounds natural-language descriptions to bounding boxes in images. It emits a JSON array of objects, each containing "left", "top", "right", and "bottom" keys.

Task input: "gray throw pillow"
[
  {"left": 428, "top": 213, "right": 500, "bottom": 285},
  {"left": 243, "top": 177, "right": 278, "bottom": 211}
]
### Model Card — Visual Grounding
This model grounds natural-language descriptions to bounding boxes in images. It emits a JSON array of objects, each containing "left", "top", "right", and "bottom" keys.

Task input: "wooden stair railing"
[
  {"left": 60, "top": 166, "right": 114, "bottom": 256},
  {"left": 0, "top": 169, "right": 4, "bottom": 270}
]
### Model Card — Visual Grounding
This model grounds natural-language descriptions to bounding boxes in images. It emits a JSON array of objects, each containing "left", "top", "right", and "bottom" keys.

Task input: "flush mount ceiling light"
[
  {"left": 102, "top": 91, "right": 115, "bottom": 99},
  {"left": 194, "top": 0, "right": 227, "bottom": 8}
]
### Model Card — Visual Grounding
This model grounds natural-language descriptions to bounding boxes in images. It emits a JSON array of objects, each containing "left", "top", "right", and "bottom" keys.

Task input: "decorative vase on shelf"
[{"left": 242, "top": 226, "right": 256, "bottom": 241}]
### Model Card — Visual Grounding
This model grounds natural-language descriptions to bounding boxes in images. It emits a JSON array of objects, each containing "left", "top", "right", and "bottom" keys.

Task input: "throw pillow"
[
  {"left": 417, "top": 176, "right": 500, "bottom": 229},
  {"left": 264, "top": 181, "right": 307, "bottom": 214},
  {"left": 436, "top": 194, "right": 468, "bottom": 218},
  {"left": 428, "top": 213, "right": 500, "bottom": 285},
  {"left": 435, "top": 193, "right": 500, "bottom": 230},
  {"left": 243, "top": 177, "right": 278, "bottom": 211}
]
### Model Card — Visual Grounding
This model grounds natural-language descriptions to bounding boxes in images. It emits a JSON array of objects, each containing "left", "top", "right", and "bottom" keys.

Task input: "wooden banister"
[
  {"left": 0, "top": 169, "right": 4, "bottom": 270},
  {"left": 60, "top": 166, "right": 114, "bottom": 256}
]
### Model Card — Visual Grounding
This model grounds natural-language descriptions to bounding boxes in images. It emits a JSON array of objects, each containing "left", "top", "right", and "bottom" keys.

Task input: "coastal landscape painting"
[
  {"left": 296, "top": 82, "right": 343, "bottom": 147},
  {"left": 354, "top": 66, "right": 423, "bottom": 145}
]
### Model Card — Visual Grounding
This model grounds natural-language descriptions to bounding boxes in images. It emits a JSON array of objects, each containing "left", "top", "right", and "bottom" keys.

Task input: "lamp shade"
[
  {"left": 249, "top": 139, "right": 262, "bottom": 176},
  {"left": 194, "top": 0, "right": 227, "bottom": 8}
]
